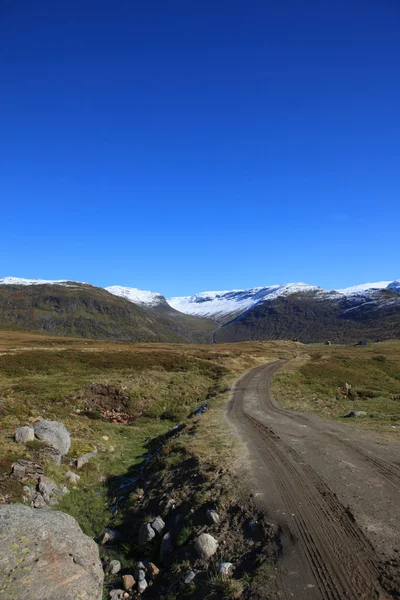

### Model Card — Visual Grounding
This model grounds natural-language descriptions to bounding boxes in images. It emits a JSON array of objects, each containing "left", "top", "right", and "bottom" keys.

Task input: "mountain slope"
[
  {"left": 214, "top": 287, "right": 400, "bottom": 344},
  {"left": 0, "top": 280, "right": 213, "bottom": 343},
  {"left": 106, "top": 285, "right": 216, "bottom": 343}
]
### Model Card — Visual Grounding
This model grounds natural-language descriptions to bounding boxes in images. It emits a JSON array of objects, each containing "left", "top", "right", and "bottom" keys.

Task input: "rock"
[
  {"left": 137, "top": 578, "right": 148, "bottom": 594},
  {"left": 109, "top": 590, "right": 124, "bottom": 599},
  {"left": 0, "top": 504, "right": 103, "bottom": 600},
  {"left": 11, "top": 462, "right": 26, "bottom": 480},
  {"left": 138, "top": 522, "right": 155, "bottom": 544},
  {"left": 137, "top": 569, "right": 146, "bottom": 581},
  {"left": 206, "top": 509, "right": 220, "bottom": 525},
  {"left": 160, "top": 532, "right": 173, "bottom": 562},
  {"left": 194, "top": 533, "right": 218, "bottom": 560},
  {"left": 122, "top": 574, "right": 135, "bottom": 590},
  {"left": 218, "top": 562, "right": 233, "bottom": 577},
  {"left": 65, "top": 471, "right": 80, "bottom": 485},
  {"left": 15, "top": 426, "right": 34, "bottom": 443},
  {"left": 106, "top": 559, "right": 121, "bottom": 575},
  {"left": 38, "top": 475, "right": 58, "bottom": 498},
  {"left": 165, "top": 498, "right": 175, "bottom": 509},
  {"left": 33, "top": 420, "right": 71, "bottom": 455},
  {"left": 136, "top": 488, "right": 145, "bottom": 498},
  {"left": 32, "top": 493, "right": 47, "bottom": 509},
  {"left": 40, "top": 446, "right": 63, "bottom": 464},
  {"left": 147, "top": 562, "right": 160, "bottom": 580},
  {"left": 151, "top": 516, "right": 165, "bottom": 535},
  {"left": 346, "top": 410, "right": 367, "bottom": 418},
  {"left": 101, "top": 528, "right": 121, "bottom": 545},
  {"left": 183, "top": 571, "right": 196, "bottom": 584},
  {"left": 76, "top": 447, "right": 98, "bottom": 469}
]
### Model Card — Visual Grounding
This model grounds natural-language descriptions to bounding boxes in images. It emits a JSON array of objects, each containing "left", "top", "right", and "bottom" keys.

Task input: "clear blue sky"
[{"left": 1, "top": 1, "right": 399, "bottom": 296}]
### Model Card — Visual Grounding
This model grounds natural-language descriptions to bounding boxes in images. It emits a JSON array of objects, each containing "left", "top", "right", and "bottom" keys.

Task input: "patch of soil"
[{"left": 80, "top": 383, "right": 130, "bottom": 412}]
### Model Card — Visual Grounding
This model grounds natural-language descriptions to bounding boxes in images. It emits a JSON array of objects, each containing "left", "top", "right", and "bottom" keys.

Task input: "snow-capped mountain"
[
  {"left": 168, "top": 283, "right": 322, "bottom": 320},
  {"left": 106, "top": 285, "right": 165, "bottom": 307},
  {"left": 0, "top": 276, "right": 82, "bottom": 287},
  {"left": 167, "top": 280, "right": 400, "bottom": 320}
]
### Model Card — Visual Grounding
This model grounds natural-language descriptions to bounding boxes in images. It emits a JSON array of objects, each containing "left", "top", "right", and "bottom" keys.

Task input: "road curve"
[{"left": 228, "top": 361, "right": 400, "bottom": 600}]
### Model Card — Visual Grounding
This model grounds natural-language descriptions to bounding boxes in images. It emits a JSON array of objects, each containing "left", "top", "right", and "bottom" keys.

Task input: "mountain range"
[{"left": 0, "top": 277, "right": 399, "bottom": 344}]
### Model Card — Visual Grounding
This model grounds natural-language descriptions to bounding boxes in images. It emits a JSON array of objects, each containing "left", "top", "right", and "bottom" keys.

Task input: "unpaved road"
[{"left": 228, "top": 361, "right": 400, "bottom": 600}]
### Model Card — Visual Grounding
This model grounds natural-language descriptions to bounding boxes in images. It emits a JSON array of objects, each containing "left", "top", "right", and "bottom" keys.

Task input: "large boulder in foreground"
[
  {"left": 32, "top": 420, "right": 71, "bottom": 455},
  {"left": 0, "top": 504, "right": 103, "bottom": 600}
]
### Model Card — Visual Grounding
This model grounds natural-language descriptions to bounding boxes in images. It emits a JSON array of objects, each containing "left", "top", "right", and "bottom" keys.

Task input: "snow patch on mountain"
[
  {"left": 336, "top": 281, "right": 393, "bottom": 296},
  {"left": 0, "top": 277, "right": 82, "bottom": 287},
  {"left": 168, "top": 283, "right": 321, "bottom": 320},
  {"left": 106, "top": 285, "right": 165, "bottom": 307}
]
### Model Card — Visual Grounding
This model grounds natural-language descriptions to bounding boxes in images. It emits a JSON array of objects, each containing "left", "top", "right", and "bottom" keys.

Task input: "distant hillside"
[
  {"left": 0, "top": 281, "right": 214, "bottom": 343},
  {"left": 214, "top": 288, "right": 400, "bottom": 344}
]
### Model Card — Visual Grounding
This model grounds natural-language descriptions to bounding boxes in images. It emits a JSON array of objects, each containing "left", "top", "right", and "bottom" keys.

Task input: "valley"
[{"left": 0, "top": 330, "right": 399, "bottom": 599}]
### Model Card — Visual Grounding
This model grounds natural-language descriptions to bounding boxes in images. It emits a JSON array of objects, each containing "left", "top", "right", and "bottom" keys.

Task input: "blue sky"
[{"left": 1, "top": 1, "right": 399, "bottom": 296}]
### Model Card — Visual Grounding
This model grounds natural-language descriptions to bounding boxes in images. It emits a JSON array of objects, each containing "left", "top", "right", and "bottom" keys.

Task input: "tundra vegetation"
[{"left": 0, "top": 330, "right": 398, "bottom": 598}]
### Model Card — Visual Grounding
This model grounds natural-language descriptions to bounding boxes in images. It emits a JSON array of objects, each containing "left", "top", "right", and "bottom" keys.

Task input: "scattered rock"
[
  {"left": 101, "top": 528, "right": 121, "bottom": 545},
  {"left": 109, "top": 590, "right": 125, "bottom": 599},
  {"left": 32, "top": 420, "right": 71, "bottom": 455},
  {"left": 137, "top": 578, "right": 148, "bottom": 594},
  {"left": 11, "top": 462, "right": 27, "bottom": 480},
  {"left": 137, "top": 569, "right": 146, "bottom": 581},
  {"left": 76, "top": 447, "right": 98, "bottom": 469},
  {"left": 138, "top": 522, "right": 155, "bottom": 544},
  {"left": 136, "top": 488, "right": 145, "bottom": 499},
  {"left": 40, "top": 446, "right": 63, "bottom": 464},
  {"left": 14, "top": 426, "right": 35, "bottom": 443},
  {"left": 106, "top": 559, "right": 121, "bottom": 575},
  {"left": 194, "top": 533, "right": 218, "bottom": 560},
  {"left": 102, "top": 435, "right": 109, "bottom": 441},
  {"left": 0, "top": 504, "right": 103, "bottom": 600},
  {"left": 65, "top": 471, "right": 80, "bottom": 485},
  {"left": 33, "top": 493, "right": 47, "bottom": 509},
  {"left": 218, "top": 562, "right": 233, "bottom": 577},
  {"left": 151, "top": 516, "right": 165, "bottom": 535},
  {"left": 122, "top": 574, "right": 135, "bottom": 590},
  {"left": 345, "top": 410, "right": 367, "bottom": 418},
  {"left": 147, "top": 562, "right": 160, "bottom": 580},
  {"left": 183, "top": 571, "right": 196, "bottom": 584},
  {"left": 206, "top": 509, "right": 220, "bottom": 525}
]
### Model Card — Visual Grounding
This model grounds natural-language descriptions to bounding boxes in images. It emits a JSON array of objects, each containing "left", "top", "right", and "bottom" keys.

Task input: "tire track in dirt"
[{"left": 228, "top": 361, "right": 398, "bottom": 600}]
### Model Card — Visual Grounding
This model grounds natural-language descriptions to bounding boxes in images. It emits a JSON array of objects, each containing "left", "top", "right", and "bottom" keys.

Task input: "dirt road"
[{"left": 228, "top": 361, "right": 400, "bottom": 600}]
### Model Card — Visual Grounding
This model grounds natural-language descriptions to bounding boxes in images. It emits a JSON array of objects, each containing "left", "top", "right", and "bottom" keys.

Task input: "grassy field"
[
  {"left": 272, "top": 341, "right": 400, "bottom": 434},
  {"left": 0, "top": 331, "right": 293, "bottom": 534}
]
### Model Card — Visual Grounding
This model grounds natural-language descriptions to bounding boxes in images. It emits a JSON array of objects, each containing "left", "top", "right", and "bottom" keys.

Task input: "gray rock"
[
  {"left": 0, "top": 504, "right": 103, "bottom": 600},
  {"left": 101, "top": 528, "right": 121, "bottom": 545},
  {"left": 33, "top": 420, "right": 71, "bottom": 455},
  {"left": 137, "top": 569, "right": 146, "bottom": 581},
  {"left": 15, "top": 426, "right": 34, "bottom": 443},
  {"left": 218, "top": 562, "right": 233, "bottom": 577},
  {"left": 33, "top": 493, "right": 47, "bottom": 509},
  {"left": 183, "top": 571, "right": 196, "bottom": 584},
  {"left": 194, "top": 533, "right": 218, "bottom": 560},
  {"left": 65, "top": 471, "right": 80, "bottom": 485},
  {"left": 109, "top": 590, "right": 125, "bottom": 599},
  {"left": 206, "top": 509, "right": 220, "bottom": 525},
  {"left": 138, "top": 522, "right": 155, "bottom": 544},
  {"left": 38, "top": 474, "right": 58, "bottom": 497},
  {"left": 160, "top": 532, "right": 173, "bottom": 562},
  {"left": 137, "top": 578, "right": 148, "bottom": 593},
  {"left": 106, "top": 559, "right": 121, "bottom": 575},
  {"left": 11, "top": 462, "right": 26, "bottom": 479},
  {"left": 346, "top": 410, "right": 367, "bottom": 418},
  {"left": 76, "top": 447, "right": 98, "bottom": 469},
  {"left": 40, "top": 446, "right": 62, "bottom": 464},
  {"left": 152, "top": 516, "right": 165, "bottom": 535}
]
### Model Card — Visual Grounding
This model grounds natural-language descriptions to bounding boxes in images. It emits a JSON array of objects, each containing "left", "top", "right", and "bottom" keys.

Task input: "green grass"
[{"left": 272, "top": 342, "right": 400, "bottom": 431}]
